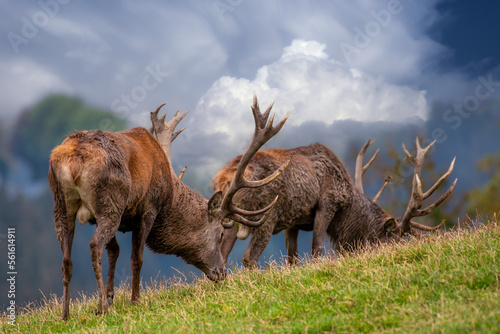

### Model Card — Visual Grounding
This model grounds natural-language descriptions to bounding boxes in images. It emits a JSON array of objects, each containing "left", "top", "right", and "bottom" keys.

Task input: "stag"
[
  {"left": 212, "top": 138, "right": 456, "bottom": 267},
  {"left": 48, "top": 96, "right": 288, "bottom": 320}
]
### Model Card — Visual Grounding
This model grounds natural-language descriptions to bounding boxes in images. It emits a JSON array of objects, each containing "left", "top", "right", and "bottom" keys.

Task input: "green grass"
[{"left": 3, "top": 220, "right": 500, "bottom": 333}]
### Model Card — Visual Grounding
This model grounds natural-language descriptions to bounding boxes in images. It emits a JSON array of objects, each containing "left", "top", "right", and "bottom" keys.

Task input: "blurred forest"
[{"left": 1, "top": 94, "right": 499, "bottom": 312}]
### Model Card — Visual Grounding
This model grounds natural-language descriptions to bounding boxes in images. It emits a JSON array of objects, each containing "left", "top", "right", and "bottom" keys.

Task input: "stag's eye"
[{"left": 220, "top": 232, "right": 224, "bottom": 242}]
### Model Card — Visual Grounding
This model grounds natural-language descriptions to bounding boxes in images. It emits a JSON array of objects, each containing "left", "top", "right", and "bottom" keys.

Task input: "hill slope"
[{"left": 3, "top": 219, "right": 500, "bottom": 333}]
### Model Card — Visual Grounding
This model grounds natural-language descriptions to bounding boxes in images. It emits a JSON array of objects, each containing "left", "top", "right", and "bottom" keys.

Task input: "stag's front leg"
[
  {"left": 105, "top": 236, "right": 120, "bottom": 306},
  {"left": 220, "top": 224, "right": 238, "bottom": 265},
  {"left": 131, "top": 211, "right": 156, "bottom": 303},
  {"left": 284, "top": 227, "right": 300, "bottom": 265},
  {"left": 242, "top": 224, "right": 273, "bottom": 268}
]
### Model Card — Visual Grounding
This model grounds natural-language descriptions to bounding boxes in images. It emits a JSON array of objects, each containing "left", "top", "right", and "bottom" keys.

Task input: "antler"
[
  {"left": 372, "top": 176, "right": 392, "bottom": 203},
  {"left": 355, "top": 139, "right": 379, "bottom": 194},
  {"left": 355, "top": 138, "right": 392, "bottom": 203},
  {"left": 219, "top": 95, "right": 291, "bottom": 228},
  {"left": 178, "top": 166, "right": 187, "bottom": 181},
  {"left": 410, "top": 219, "right": 445, "bottom": 231},
  {"left": 399, "top": 138, "right": 457, "bottom": 233},
  {"left": 150, "top": 104, "right": 189, "bottom": 178}
]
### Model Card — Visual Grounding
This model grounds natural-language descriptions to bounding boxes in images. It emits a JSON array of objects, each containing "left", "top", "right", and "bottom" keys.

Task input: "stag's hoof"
[
  {"left": 95, "top": 304, "right": 109, "bottom": 316},
  {"left": 242, "top": 258, "right": 258, "bottom": 268},
  {"left": 107, "top": 293, "right": 114, "bottom": 306}
]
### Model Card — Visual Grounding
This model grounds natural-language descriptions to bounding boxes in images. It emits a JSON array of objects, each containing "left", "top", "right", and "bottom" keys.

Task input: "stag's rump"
[{"left": 48, "top": 127, "right": 171, "bottom": 230}]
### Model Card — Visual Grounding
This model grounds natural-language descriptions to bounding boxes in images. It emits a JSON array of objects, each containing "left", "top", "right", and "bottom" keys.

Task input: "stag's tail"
[{"left": 49, "top": 133, "right": 100, "bottom": 226}]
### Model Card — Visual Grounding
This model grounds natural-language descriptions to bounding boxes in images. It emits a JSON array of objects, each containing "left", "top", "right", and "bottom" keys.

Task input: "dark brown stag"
[
  {"left": 212, "top": 138, "right": 456, "bottom": 267},
  {"left": 48, "top": 96, "right": 288, "bottom": 320}
]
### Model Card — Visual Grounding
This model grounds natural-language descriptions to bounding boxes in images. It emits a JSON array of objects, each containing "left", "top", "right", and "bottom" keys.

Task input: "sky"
[{"left": 2, "top": 0, "right": 500, "bottom": 189}]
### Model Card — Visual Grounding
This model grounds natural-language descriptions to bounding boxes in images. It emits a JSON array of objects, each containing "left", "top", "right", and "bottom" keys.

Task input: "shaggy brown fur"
[{"left": 213, "top": 143, "right": 403, "bottom": 267}]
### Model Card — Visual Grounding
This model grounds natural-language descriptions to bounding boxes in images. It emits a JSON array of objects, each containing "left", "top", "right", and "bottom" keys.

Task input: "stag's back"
[{"left": 212, "top": 143, "right": 354, "bottom": 233}]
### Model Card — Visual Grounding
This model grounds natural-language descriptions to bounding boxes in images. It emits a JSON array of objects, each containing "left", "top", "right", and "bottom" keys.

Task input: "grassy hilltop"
[{"left": 2, "top": 219, "right": 500, "bottom": 333}]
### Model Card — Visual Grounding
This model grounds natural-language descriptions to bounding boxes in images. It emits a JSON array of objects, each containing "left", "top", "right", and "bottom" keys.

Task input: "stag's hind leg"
[
  {"left": 105, "top": 236, "right": 120, "bottom": 306},
  {"left": 90, "top": 215, "right": 121, "bottom": 315},
  {"left": 52, "top": 185, "right": 77, "bottom": 320},
  {"left": 56, "top": 216, "right": 76, "bottom": 320}
]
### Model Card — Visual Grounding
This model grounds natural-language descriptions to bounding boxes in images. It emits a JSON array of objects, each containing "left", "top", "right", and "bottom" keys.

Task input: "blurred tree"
[
  {"left": 466, "top": 147, "right": 500, "bottom": 216},
  {"left": 0, "top": 125, "right": 14, "bottom": 188},
  {"left": 10, "top": 95, "right": 127, "bottom": 180}
]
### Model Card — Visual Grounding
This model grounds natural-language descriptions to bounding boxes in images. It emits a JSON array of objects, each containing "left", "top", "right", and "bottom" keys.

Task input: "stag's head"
[
  {"left": 150, "top": 96, "right": 289, "bottom": 280},
  {"left": 355, "top": 138, "right": 457, "bottom": 242}
]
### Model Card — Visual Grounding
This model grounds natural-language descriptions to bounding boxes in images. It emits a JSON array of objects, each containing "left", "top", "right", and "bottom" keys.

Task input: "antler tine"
[
  {"left": 150, "top": 107, "right": 189, "bottom": 143},
  {"left": 251, "top": 94, "right": 275, "bottom": 128},
  {"left": 250, "top": 97, "right": 286, "bottom": 141},
  {"left": 242, "top": 154, "right": 292, "bottom": 189},
  {"left": 410, "top": 219, "right": 445, "bottom": 231},
  {"left": 399, "top": 138, "right": 457, "bottom": 233},
  {"left": 372, "top": 176, "right": 392, "bottom": 203},
  {"left": 355, "top": 139, "right": 379, "bottom": 194},
  {"left": 402, "top": 138, "right": 436, "bottom": 174},
  {"left": 224, "top": 196, "right": 278, "bottom": 227},
  {"left": 149, "top": 103, "right": 166, "bottom": 133},
  {"left": 415, "top": 177, "right": 457, "bottom": 216},
  {"left": 423, "top": 157, "right": 455, "bottom": 199},
  {"left": 402, "top": 143, "right": 413, "bottom": 163},
  {"left": 171, "top": 127, "right": 185, "bottom": 142},
  {"left": 150, "top": 104, "right": 189, "bottom": 177},
  {"left": 178, "top": 166, "right": 187, "bottom": 181},
  {"left": 219, "top": 95, "right": 290, "bottom": 227},
  {"left": 152, "top": 103, "right": 166, "bottom": 116}
]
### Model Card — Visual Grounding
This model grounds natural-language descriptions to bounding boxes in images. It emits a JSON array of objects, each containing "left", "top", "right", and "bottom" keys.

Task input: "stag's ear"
[
  {"left": 384, "top": 218, "right": 397, "bottom": 233},
  {"left": 208, "top": 191, "right": 223, "bottom": 216}
]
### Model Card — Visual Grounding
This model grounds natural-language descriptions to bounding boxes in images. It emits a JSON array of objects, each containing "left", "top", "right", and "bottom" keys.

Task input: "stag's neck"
[
  {"left": 329, "top": 189, "right": 386, "bottom": 249},
  {"left": 146, "top": 177, "right": 209, "bottom": 255},
  {"left": 170, "top": 178, "right": 208, "bottom": 219}
]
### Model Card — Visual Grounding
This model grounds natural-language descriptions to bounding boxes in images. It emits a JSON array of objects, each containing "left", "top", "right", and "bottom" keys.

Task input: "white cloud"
[
  {"left": 0, "top": 59, "right": 72, "bottom": 120},
  {"left": 281, "top": 39, "right": 329, "bottom": 61},
  {"left": 171, "top": 39, "right": 431, "bottom": 182},
  {"left": 191, "top": 39, "right": 429, "bottom": 146},
  {"left": 44, "top": 17, "right": 112, "bottom": 65}
]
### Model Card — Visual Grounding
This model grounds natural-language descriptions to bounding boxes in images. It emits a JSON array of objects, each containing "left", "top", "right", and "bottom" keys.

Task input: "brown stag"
[
  {"left": 212, "top": 138, "right": 456, "bottom": 267},
  {"left": 48, "top": 96, "right": 288, "bottom": 320}
]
